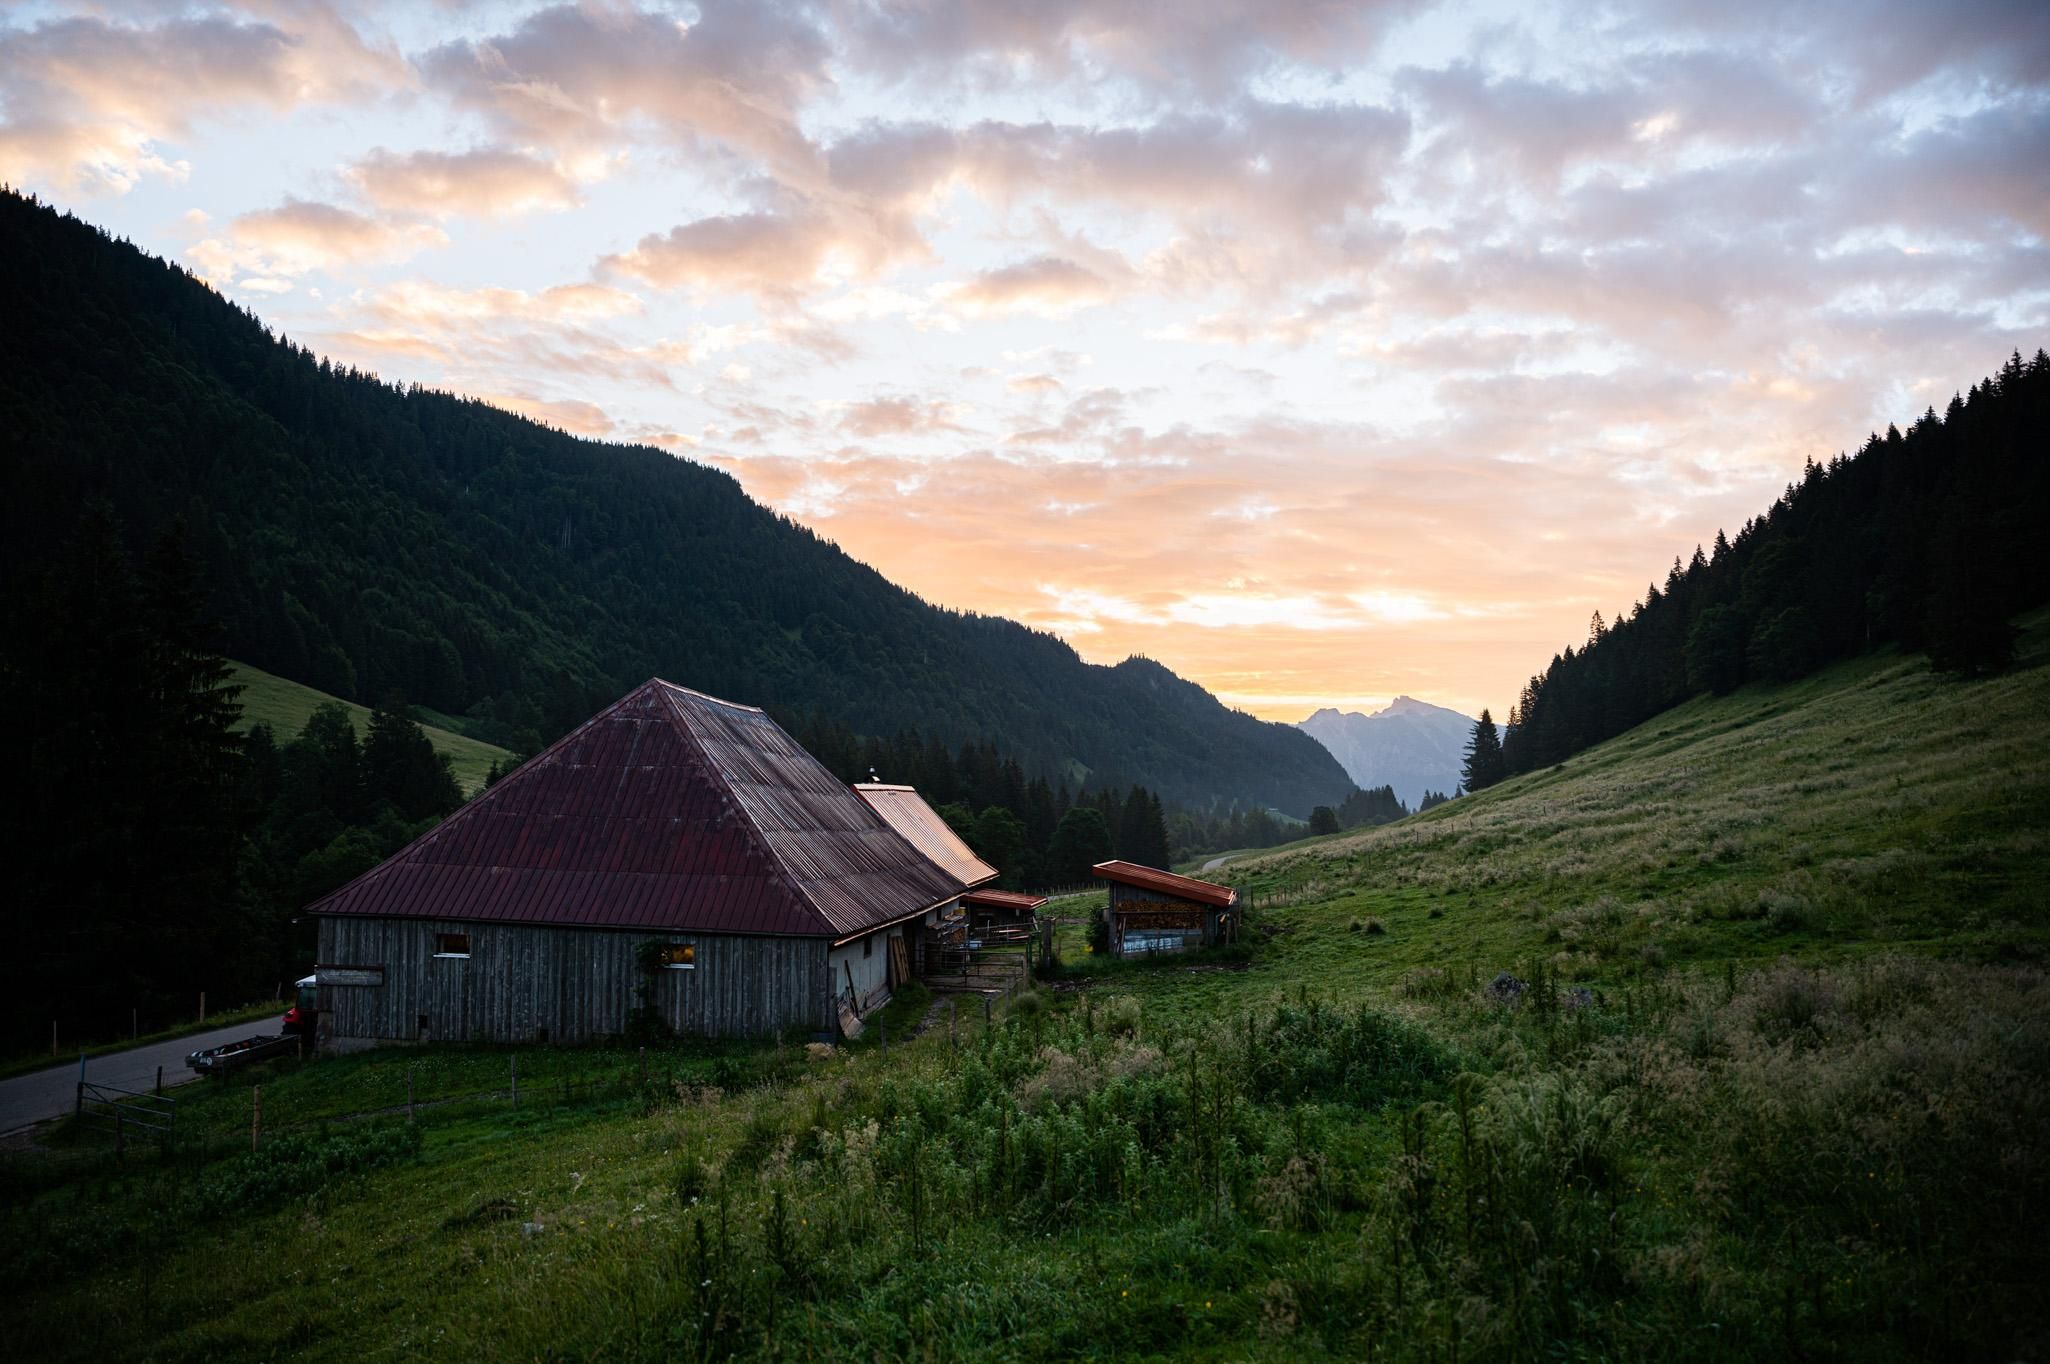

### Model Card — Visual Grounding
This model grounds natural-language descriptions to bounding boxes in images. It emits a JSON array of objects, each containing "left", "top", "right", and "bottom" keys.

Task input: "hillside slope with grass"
[
  {"left": 1186, "top": 605, "right": 2050, "bottom": 1011},
  {"left": 6, "top": 617, "right": 2046, "bottom": 1361},
  {"left": 228, "top": 661, "right": 510, "bottom": 795}
]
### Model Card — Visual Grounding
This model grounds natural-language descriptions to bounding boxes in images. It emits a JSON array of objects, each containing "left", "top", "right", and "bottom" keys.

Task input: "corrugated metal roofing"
[
  {"left": 853, "top": 784, "right": 999, "bottom": 889},
  {"left": 962, "top": 888, "right": 1047, "bottom": 912},
  {"left": 1092, "top": 859, "right": 1238, "bottom": 908},
  {"left": 308, "top": 681, "right": 966, "bottom": 937}
]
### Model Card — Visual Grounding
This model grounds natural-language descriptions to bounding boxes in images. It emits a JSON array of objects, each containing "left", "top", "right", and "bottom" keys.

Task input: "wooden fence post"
[
  {"left": 155, "top": 1066, "right": 163, "bottom": 1095},
  {"left": 251, "top": 1084, "right": 262, "bottom": 1152}
]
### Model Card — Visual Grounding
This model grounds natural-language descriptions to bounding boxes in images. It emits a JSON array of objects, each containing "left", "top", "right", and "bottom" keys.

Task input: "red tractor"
[{"left": 280, "top": 973, "right": 320, "bottom": 1038}]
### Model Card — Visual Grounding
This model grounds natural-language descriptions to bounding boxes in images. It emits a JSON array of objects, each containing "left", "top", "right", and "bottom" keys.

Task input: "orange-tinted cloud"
[
  {"left": 0, "top": 8, "right": 402, "bottom": 192},
  {"left": 346, "top": 147, "right": 582, "bottom": 220},
  {"left": 948, "top": 255, "right": 1122, "bottom": 316},
  {"left": 419, "top": 1, "right": 827, "bottom": 173},
  {"left": 190, "top": 199, "right": 446, "bottom": 280}
]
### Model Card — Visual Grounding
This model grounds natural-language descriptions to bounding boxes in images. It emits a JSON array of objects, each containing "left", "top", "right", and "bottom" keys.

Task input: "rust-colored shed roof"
[
  {"left": 1092, "top": 860, "right": 1238, "bottom": 908},
  {"left": 962, "top": 888, "right": 1048, "bottom": 912},
  {"left": 308, "top": 681, "right": 965, "bottom": 938},
  {"left": 853, "top": 784, "right": 998, "bottom": 889}
]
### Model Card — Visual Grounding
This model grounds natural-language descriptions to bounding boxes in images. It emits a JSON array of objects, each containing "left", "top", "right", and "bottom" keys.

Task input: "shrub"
[
  {"left": 1249, "top": 1004, "right": 1456, "bottom": 1109},
  {"left": 193, "top": 1121, "right": 422, "bottom": 1215},
  {"left": 1098, "top": 996, "right": 1142, "bottom": 1038}
]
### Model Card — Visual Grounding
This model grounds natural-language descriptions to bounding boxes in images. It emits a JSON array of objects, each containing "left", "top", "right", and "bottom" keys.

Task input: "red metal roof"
[
  {"left": 962, "top": 888, "right": 1048, "bottom": 912},
  {"left": 854, "top": 784, "right": 998, "bottom": 889},
  {"left": 308, "top": 680, "right": 965, "bottom": 937},
  {"left": 1091, "top": 860, "right": 1237, "bottom": 908}
]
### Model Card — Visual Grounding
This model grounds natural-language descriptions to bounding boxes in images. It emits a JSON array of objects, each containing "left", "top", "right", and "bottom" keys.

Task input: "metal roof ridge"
[{"left": 652, "top": 677, "right": 766, "bottom": 713}]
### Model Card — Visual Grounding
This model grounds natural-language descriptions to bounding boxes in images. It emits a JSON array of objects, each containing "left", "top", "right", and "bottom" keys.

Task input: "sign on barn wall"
[{"left": 318, "top": 965, "right": 386, "bottom": 987}]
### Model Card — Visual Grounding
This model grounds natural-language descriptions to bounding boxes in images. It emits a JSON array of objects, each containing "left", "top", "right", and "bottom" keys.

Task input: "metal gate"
[{"left": 76, "top": 1081, "right": 177, "bottom": 1149}]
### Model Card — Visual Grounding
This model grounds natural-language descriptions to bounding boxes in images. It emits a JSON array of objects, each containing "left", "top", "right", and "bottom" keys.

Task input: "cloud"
[
  {"left": 600, "top": 209, "right": 845, "bottom": 300},
  {"left": 1400, "top": 51, "right": 1817, "bottom": 196},
  {"left": 844, "top": 0, "right": 1425, "bottom": 98},
  {"left": 0, "top": 9, "right": 402, "bottom": 192},
  {"left": 810, "top": 99, "right": 1411, "bottom": 300},
  {"left": 345, "top": 147, "right": 582, "bottom": 219},
  {"left": 948, "top": 255, "right": 1122, "bottom": 317},
  {"left": 418, "top": 0, "right": 829, "bottom": 173},
  {"left": 1640, "top": 0, "right": 2050, "bottom": 103},
  {"left": 1838, "top": 102, "right": 2050, "bottom": 240},
  {"left": 366, "top": 280, "right": 642, "bottom": 326},
  {"left": 190, "top": 199, "right": 446, "bottom": 279},
  {"left": 838, "top": 396, "right": 965, "bottom": 438}
]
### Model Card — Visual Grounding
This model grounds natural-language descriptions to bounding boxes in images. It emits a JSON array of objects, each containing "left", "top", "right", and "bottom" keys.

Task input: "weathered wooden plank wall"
[
  {"left": 1106, "top": 883, "right": 1214, "bottom": 956},
  {"left": 317, "top": 918, "right": 833, "bottom": 1043}
]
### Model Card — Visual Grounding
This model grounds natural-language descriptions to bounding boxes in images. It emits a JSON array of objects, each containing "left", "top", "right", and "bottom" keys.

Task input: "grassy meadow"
[
  {"left": 5, "top": 622, "right": 2047, "bottom": 1361},
  {"left": 228, "top": 661, "right": 512, "bottom": 794}
]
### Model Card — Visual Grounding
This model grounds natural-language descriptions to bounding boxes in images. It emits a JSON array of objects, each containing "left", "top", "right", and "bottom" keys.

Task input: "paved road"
[
  {"left": 1201, "top": 855, "right": 1234, "bottom": 872},
  {"left": 0, "top": 1019, "right": 286, "bottom": 1135}
]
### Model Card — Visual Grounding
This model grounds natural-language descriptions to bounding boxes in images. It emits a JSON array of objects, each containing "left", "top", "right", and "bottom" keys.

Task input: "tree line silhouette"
[{"left": 1467, "top": 350, "right": 2048, "bottom": 782}]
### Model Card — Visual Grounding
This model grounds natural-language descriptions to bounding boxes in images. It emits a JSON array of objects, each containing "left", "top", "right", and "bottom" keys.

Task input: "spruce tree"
[
  {"left": 363, "top": 697, "right": 462, "bottom": 821},
  {"left": 1046, "top": 807, "right": 1113, "bottom": 885},
  {"left": 1461, "top": 709, "right": 1506, "bottom": 791}
]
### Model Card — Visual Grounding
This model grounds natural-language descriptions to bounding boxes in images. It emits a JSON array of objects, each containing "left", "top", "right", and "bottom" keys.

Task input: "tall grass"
[{"left": 9, "top": 957, "right": 2043, "bottom": 1360}]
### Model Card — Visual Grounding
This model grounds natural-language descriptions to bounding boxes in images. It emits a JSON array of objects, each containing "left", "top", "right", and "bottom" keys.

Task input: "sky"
[{"left": 3, "top": 1, "right": 2045, "bottom": 723}]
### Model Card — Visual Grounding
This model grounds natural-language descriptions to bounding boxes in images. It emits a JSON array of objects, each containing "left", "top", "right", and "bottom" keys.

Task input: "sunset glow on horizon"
[{"left": 7, "top": 0, "right": 2044, "bottom": 721}]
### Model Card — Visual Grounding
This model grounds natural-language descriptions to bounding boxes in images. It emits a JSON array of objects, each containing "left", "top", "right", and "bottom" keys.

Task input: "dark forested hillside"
[
  {"left": 1500, "top": 349, "right": 2049, "bottom": 775},
  {"left": 0, "top": 189, "right": 1351, "bottom": 817}
]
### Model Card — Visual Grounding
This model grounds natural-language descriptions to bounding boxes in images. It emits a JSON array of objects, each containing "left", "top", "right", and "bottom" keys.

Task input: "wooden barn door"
[{"left": 887, "top": 932, "right": 911, "bottom": 989}]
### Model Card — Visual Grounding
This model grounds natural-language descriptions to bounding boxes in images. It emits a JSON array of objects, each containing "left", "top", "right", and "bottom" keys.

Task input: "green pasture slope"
[
  {"left": 6, "top": 619, "right": 2047, "bottom": 1361},
  {"left": 227, "top": 661, "right": 511, "bottom": 794}
]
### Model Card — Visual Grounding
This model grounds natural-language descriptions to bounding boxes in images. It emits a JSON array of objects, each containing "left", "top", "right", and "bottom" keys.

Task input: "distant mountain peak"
[
  {"left": 1296, "top": 695, "right": 1477, "bottom": 809},
  {"left": 1374, "top": 694, "right": 1465, "bottom": 720}
]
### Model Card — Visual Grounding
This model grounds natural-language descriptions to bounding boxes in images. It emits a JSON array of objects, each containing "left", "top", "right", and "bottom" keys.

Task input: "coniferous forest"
[{"left": 1498, "top": 350, "right": 2050, "bottom": 776}]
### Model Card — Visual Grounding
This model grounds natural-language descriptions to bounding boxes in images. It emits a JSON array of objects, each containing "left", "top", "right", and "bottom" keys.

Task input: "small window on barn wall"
[
  {"left": 434, "top": 932, "right": 470, "bottom": 959},
  {"left": 863, "top": 936, "right": 873, "bottom": 958},
  {"left": 660, "top": 941, "right": 696, "bottom": 970}
]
